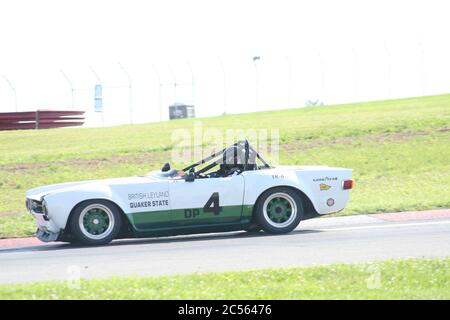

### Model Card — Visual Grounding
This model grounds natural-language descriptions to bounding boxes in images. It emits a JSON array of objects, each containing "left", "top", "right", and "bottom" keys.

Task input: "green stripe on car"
[{"left": 127, "top": 205, "right": 253, "bottom": 232}]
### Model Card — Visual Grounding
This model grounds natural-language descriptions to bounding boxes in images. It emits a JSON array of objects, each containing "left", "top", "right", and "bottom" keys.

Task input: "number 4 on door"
[{"left": 203, "top": 192, "right": 223, "bottom": 215}]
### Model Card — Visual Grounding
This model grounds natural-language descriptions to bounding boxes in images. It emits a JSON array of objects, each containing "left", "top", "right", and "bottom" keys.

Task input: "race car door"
[{"left": 169, "top": 174, "right": 245, "bottom": 227}]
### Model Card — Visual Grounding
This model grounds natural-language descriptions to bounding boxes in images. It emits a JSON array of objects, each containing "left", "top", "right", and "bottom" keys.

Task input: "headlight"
[
  {"left": 26, "top": 198, "right": 50, "bottom": 220},
  {"left": 31, "top": 200, "right": 44, "bottom": 213}
]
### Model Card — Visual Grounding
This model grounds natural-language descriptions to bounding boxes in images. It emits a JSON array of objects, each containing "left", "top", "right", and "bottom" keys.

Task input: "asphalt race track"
[{"left": 1, "top": 210, "right": 450, "bottom": 284}]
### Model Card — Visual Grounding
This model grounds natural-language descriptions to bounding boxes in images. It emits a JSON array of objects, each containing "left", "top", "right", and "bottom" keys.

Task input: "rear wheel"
[
  {"left": 254, "top": 187, "right": 303, "bottom": 234},
  {"left": 69, "top": 200, "right": 122, "bottom": 246}
]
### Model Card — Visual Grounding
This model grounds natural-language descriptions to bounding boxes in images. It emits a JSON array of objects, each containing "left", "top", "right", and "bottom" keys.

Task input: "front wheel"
[
  {"left": 69, "top": 200, "right": 122, "bottom": 246},
  {"left": 254, "top": 187, "right": 303, "bottom": 234}
]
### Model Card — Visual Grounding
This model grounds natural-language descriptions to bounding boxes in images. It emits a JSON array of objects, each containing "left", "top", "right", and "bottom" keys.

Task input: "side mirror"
[{"left": 185, "top": 172, "right": 195, "bottom": 182}]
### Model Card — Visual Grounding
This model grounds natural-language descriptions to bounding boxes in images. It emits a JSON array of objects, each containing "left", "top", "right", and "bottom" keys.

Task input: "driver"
[
  {"left": 208, "top": 145, "right": 245, "bottom": 178},
  {"left": 176, "top": 170, "right": 186, "bottom": 177}
]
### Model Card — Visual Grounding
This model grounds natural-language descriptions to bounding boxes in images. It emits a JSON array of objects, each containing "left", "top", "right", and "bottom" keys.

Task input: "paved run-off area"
[{"left": 0, "top": 209, "right": 449, "bottom": 284}]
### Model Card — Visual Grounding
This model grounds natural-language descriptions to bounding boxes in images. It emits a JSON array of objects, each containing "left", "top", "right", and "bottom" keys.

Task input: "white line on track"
[{"left": 318, "top": 219, "right": 450, "bottom": 232}]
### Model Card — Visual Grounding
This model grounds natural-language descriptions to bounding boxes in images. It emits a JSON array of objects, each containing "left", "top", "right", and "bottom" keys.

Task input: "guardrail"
[{"left": 0, "top": 110, "right": 85, "bottom": 130}]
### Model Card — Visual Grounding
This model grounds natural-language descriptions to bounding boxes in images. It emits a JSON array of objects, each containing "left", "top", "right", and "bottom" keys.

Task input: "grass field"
[
  {"left": 0, "top": 258, "right": 448, "bottom": 299},
  {"left": 0, "top": 94, "right": 449, "bottom": 238}
]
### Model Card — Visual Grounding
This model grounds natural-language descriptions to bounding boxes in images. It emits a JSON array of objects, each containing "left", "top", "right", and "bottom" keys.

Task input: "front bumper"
[
  {"left": 26, "top": 198, "right": 60, "bottom": 242},
  {"left": 32, "top": 213, "right": 61, "bottom": 242},
  {"left": 36, "top": 228, "right": 60, "bottom": 242}
]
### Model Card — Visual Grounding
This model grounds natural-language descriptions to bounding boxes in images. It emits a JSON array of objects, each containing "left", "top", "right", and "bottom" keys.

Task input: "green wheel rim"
[
  {"left": 79, "top": 204, "right": 115, "bottom": 240},
  {"left": 263, "top": 192, "right": 297, "bottom": 228},
  {"left": 83, "top": 208, "right": 110, "bottom": 235},
  {"left": 266, "top": 197, "right": 293, "bottom": 223}
]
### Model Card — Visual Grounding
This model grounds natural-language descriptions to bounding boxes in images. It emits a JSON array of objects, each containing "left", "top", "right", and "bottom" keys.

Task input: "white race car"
[{"left": 26, "top": 140, "right": 354, "bottom": 245}]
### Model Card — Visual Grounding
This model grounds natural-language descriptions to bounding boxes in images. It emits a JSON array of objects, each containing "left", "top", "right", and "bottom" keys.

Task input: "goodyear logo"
[{"left": 320, "top": 183, "right": 331, "bottom": 191}]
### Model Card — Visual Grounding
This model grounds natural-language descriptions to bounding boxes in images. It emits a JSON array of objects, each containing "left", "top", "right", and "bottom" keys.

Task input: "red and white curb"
[
  {"left": 375, "top": 209, "right": 450, "bottom": 222},
  {"left": 0, "top": 236, "right": 47, "bottom": 248}
]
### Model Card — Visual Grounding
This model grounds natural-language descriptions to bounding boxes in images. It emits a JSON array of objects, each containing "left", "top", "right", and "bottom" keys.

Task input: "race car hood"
[{"left": 26, "top": 176, "right": 158, "bottom": 201}]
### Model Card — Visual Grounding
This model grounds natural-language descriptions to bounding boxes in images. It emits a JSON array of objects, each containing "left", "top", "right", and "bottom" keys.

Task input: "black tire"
[
  {"left": 254, "top": 187, "right": 303, "bottom": 234},
  {"left": 69, "top": 199, "right": 122, "bottom": 246}
]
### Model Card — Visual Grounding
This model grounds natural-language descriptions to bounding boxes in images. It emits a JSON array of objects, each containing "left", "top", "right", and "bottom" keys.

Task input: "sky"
[{"left": 0, "top": 0, "right": 449, "bottom": 126}]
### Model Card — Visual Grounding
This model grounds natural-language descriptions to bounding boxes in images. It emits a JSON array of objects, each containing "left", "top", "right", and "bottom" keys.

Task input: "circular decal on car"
[{"left": 327, "top": 198, "right": 335, "bottom": 207}]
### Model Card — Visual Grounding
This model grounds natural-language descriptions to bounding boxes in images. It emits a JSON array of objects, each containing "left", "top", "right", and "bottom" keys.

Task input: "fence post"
[{"left": 35, "top": 110, "right": 40, "bottom": 129}]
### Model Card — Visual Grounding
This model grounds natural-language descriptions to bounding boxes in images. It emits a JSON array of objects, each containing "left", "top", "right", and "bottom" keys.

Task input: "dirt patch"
[
  {"left": 1, "top": 128, "right": 447, "bottom": 171},
  {"left": 0, "top": 152, "right": 167, "bottom": 172},
  {"left": 0, "top": 211, "right": 22, "bottom": 218},
  {"left": 282, "top": 130, "right": 435, "bottom": 153}
]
